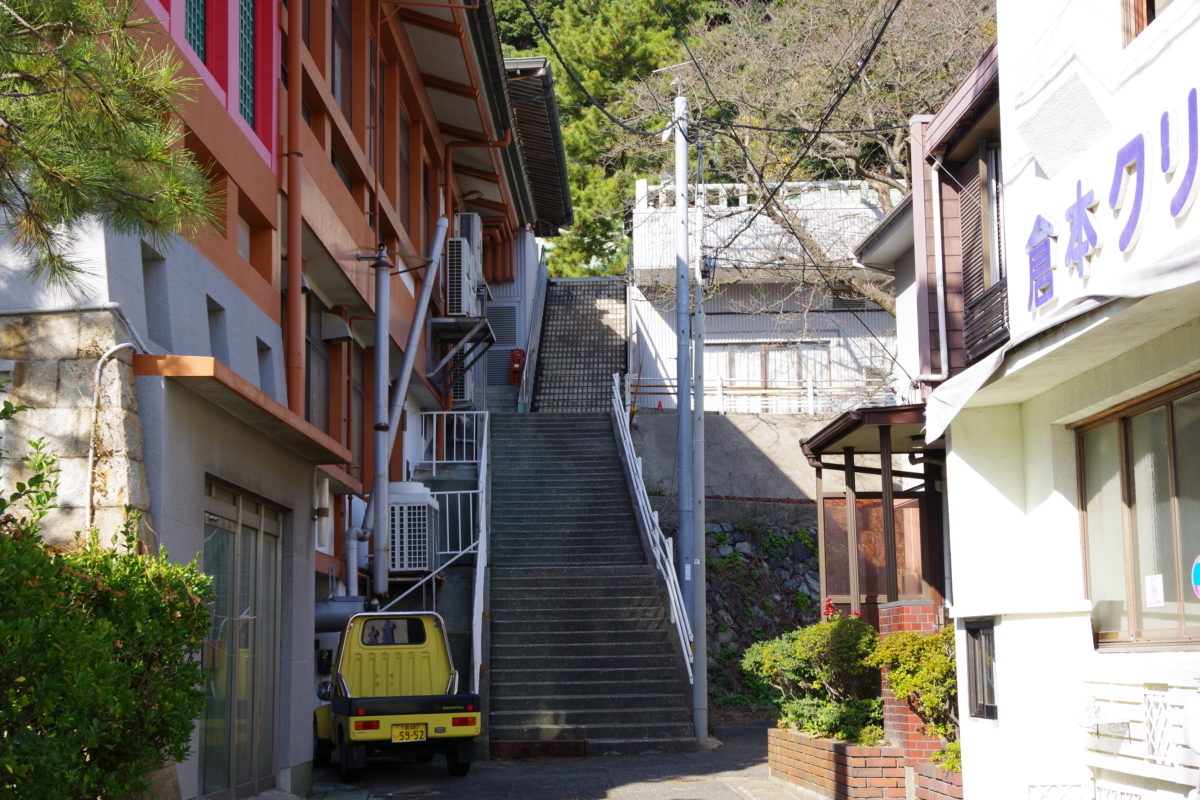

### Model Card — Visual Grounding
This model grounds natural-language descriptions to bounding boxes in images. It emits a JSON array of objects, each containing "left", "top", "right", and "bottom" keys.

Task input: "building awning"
[
  {"left": 800, "top": 403, "right": 933, "bottom": 465},
  {"left": 133, "top": 355, "right": 351, "bottom": 465}
]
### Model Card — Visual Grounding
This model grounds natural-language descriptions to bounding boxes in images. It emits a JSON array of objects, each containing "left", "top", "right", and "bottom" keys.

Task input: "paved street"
[{"left": 308, "top": 720, "right": 802, "bottom": 800}]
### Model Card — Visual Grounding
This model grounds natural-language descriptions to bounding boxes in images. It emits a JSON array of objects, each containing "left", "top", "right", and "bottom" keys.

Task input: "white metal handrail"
[
  {"left": 610, "top": 373, "right": 694, "bottom": 683},
  {"left": 381, "top": 412, "right": 490, "bottom": 697},
  {"left": 627, "top": 375, "right": 895, "bottom": 415},
  {"left": 418, "top": 411, "right": 488, "bottom": 475},
  {"left": 432, "top": 489, "right": 481, "bottom": 555},
  {"left": 517, "top": 266, "right": 548, "bottom": 414},
  {"left": 469, "top": 413, "right": 489, "bottom": 693}
]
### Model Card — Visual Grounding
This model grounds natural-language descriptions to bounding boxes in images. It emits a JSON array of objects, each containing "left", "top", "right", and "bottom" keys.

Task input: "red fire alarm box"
[{"left": 508, "top": 349, "right": 526, "bottom": 386}]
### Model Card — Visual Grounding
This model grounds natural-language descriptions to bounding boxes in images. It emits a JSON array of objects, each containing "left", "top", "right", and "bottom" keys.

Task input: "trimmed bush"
[
  {"left": 0, "top": 389, "right": 212, "bottom": 799},
  {"left": 867, "top": 625, "right": 959, "bottom": 769},
  {"left": 742, "top": 599, "right": 881, "bottom": 742}
]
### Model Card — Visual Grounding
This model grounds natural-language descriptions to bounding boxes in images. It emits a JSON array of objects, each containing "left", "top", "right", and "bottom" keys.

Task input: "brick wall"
[
  {"left": 914, "top": 762, "right": 963, "bottom": 799},
  {"left": 768, "top": 728, "right": 906, "bottom": 800},
  {"left": 877, "top": 602, "right": 943, "bottom": 765}
]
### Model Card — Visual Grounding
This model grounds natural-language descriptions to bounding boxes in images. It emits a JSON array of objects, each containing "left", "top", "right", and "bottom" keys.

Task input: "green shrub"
[
  {"left": 741, "top": 599, "right": 882, "bottom": 743},
  {"left": 0, "top": 388, "right": 212, "bottom": 799},
  {"left": 932, "top": 740, "right": 961, "bottom": 772},
  {"left": 867, "top": 626, "right": 959, "bottom": 769}
]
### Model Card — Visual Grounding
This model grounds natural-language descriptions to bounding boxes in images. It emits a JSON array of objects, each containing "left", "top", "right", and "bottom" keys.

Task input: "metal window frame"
[{"left": 1074, "top": 372, "right": 1200, "bottom": 647}]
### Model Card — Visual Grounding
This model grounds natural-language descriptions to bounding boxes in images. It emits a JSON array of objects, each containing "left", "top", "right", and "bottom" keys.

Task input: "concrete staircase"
[
  {"left": 487, "top": 413, "right": 695, "bottom": 756},
  {"left": 532, "top": 278, "right": 626, "bottom": 413}
]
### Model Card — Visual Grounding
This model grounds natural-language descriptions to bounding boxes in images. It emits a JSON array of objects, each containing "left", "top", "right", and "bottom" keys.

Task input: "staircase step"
[
  {"left": 490, "top": 678, "right": 686, "bottom": 698},
  {"left": 489, "top": 720, "right": 695, "bottom": 742}
]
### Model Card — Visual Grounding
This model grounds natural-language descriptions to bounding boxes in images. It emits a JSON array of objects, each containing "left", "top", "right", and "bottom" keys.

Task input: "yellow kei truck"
[{"left": 314, "top": 611, "right": 480, "bottom": 779}]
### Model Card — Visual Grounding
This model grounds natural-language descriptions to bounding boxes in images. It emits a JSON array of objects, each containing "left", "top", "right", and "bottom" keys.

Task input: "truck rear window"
[{"left": 360, "top": 618, "right": 427, "bottom": 646}]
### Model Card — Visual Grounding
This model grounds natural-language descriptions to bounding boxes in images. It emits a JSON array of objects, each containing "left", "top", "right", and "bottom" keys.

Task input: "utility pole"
[
  {"left": 671, "top": 92, "right": 695, "bottom": 688},
  {"left": 691, "top": 139, "right": 708, "bottom": 742}
]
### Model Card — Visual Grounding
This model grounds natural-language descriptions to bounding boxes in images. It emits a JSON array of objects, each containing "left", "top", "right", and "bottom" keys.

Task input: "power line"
[
  {"left": 655, "top": 0, "right": 913, "bottom": 383},
  {"left": 519, "top": 0, "right": 676, "bottom": 138},
  {"left": 716, "top": 120, "right": 908, "bottom": 136}
]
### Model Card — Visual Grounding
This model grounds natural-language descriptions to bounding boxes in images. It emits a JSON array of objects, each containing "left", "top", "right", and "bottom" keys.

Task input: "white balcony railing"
[{"left": 625, "top": 376, "right": 896, "bottom": 415}]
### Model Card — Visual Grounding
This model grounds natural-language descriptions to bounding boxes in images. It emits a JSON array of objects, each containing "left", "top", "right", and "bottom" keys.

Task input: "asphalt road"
[{"left": 308, "top": 720, "right": 802, "bottom": 800}]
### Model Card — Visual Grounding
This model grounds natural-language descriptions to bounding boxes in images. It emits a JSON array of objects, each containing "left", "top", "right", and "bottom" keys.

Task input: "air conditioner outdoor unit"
[
  {"left": 446, "top": 237, "right": 479, "bottom": 317},
  {"left": 455, "top": 212, "right": 483, "bottom": 260},
  {"left": 387, "top": 482, "right": 440, "bottom": 572}
]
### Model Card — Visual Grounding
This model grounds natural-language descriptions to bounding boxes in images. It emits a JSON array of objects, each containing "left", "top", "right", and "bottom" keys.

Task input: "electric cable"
[
  {"left": 655, "top": 0, "right": 914, "bottom": 382},
  {"left": 519, "top": 0, "right": 677, "bottom": 138}
]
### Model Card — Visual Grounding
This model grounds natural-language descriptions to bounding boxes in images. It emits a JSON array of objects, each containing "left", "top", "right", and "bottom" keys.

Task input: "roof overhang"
[
  {"left": 397, "top": 1, "right": 536, "bottom": 228},
  {"left": 133, "top": 355, "right": 351, "bottom": 465},
  {"left": 853, "top": 193, "right": 913, "bottom": 273},
  {"left": 800, "top": 403, "right": 934, "bottom": 467},
  {"left": 505, "top": 56, "right": 573, "bottom": 235}
]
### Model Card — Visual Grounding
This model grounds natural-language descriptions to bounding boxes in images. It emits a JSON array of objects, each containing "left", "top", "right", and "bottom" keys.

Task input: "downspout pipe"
[
  {"left": 918, "top": 155, "right": 949, "bottom": 383},
  {"left": 349, "top": 217, "right": 449, "bottom": 598},
  {"left": 370, "top": 248, "right": 393, "bottom": 598},
  {"left": 87, "top": 342, "right": 138, "bottom": 531},
  {"left": 285, "top": 0, "right": 305, "bottom": 416}
]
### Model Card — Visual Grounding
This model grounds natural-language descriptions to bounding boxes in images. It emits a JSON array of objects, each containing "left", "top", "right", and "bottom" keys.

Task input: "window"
[
  {"left": 256, "top": 339, "right": 276, "bottom": 399},
  {"left": 965, "top": 620, "right": 997, "bottom": 719},
  {"left": 1077, "top": 375, "right": 1200, "bottom": 645},
  {"left": 1124, "top": 0, "right": 1174, "bottom": 44},
  {"left": 142, "top": 242, "right": 172, "bottom": 350},
  {"left": 305, "top": 292, "right": 330, "bottom": 432},
  {"left": 397, "top": 104, "right": 411, "bottom": 226},
  {"left": 185, "top": 0, "right": 207, "bottom": 62},
  {"left": 981, "top": 142, "right": 1005, "bottom": 289},
  {"left": 349, "top": 341, "right": 364, "bottom": 476},
  {"left": 360, "top": 617, "right": 426, "bottom": 646},
  {"left": 207, "top": 296, "right": 229, "bottom": 364},
  {"left": 331, "top": 0, "right": 352, "bottom": 120},
  {"left": 237, "top": 0, "right": 255, "bottom": 127}
]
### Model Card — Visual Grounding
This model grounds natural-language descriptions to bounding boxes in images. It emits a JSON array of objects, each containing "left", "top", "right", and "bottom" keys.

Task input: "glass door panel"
[{"left": 200, "top": 519, "right": 235, "bottom": 797}]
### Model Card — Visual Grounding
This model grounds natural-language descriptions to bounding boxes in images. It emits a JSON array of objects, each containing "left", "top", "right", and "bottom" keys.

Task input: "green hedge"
[
  {"left": 742, "top": 600, "right": 881, "bottom": 742},
  {"left": 0, "top": 391, "right": 212, "bottom": 799}
]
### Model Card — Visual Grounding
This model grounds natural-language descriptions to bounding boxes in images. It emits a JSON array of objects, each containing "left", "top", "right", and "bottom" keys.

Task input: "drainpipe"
[
  {"left": 918, "top": 156, "right": 949, "bottom": 383},
  {"left": 370, "top": 248, "right": 393, "bottom": 596},
  {"left": 86, "top": 342, "right": 138, "bottom": 531},
  {"left": 285, "top": 0, "right": 305, "bottom": 415},
  {"left": 344, "top": 218, "right": 449, "bottom": 598}
]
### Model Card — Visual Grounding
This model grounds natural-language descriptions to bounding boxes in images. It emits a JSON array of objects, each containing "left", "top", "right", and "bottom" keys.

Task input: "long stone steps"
[
  {"left": 532, "top": 279, "right": 626, "bottom": 412},
  {"left": 487, "top": 411, "right": 695, "bottom": 756}
]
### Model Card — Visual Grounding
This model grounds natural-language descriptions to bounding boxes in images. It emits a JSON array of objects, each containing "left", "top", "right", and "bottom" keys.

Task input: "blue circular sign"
[{"left": 1192, "top": 555, "right": 1200, "bottom": 599}]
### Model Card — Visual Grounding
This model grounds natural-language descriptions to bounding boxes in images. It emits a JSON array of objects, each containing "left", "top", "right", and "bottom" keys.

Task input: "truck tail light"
[
  {"left": 452, "top": 717, "right": 476, "bottom": 727},
  {"left": 354, "top": 720, "right": 380, "bottom": 731}
]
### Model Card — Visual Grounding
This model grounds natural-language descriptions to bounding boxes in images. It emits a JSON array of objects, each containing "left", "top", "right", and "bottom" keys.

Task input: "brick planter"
[
  {"left": 768, "top": 728, "right": 906, "bottom": 800},
  {"left": 914, "top": 762, "right": 963, "bottom": 800}
]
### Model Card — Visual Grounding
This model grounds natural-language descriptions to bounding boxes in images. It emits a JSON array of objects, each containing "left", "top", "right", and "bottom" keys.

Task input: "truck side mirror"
[{"left": 317, "top": 680, "right": 332, "bottom": 702}]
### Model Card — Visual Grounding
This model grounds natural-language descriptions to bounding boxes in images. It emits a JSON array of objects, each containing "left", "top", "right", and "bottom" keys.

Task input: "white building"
[
  {"left": 929, "top": 2, "right": 1200, "bottom": 797},
  {"left": 627, "top": 179, "right": 898, "bottom": 414}
]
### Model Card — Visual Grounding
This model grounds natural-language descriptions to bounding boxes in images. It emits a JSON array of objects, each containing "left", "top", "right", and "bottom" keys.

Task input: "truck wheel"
[
  {"left": 337, "top": 730, "right": 364, "bottom": 782},
  {"left": 445, "top": 744, "right": 470, "bottom": 777}
]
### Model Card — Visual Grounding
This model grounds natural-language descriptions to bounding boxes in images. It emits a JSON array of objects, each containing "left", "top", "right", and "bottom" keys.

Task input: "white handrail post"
[{"left": 807, "top": 379, "right": 816, "bottom": 414}]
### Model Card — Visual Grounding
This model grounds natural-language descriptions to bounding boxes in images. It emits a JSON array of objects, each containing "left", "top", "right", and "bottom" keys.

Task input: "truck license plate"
[{"left": 392, "top": 723, "right": 427, "bottom": 742}]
